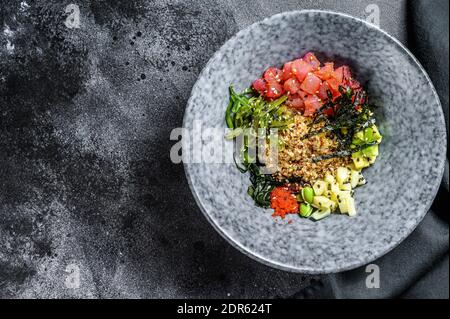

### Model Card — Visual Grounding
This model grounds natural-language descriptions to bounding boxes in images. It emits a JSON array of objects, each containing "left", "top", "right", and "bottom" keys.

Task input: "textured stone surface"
[{"left": 0, "top": 0, "right": 416, "bottom": 297}]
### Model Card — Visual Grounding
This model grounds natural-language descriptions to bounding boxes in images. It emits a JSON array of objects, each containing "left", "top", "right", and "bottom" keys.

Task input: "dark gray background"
[{"left": 0, "top": 0, "right": 446, "bottom": 298}]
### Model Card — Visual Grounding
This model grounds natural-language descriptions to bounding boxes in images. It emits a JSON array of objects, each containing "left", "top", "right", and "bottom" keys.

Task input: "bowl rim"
[{"left": 183, "top": 9, "right": 447, "bottom": 274}]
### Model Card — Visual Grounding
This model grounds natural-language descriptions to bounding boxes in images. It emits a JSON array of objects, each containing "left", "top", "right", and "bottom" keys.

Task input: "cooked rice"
[{"left": 269, "top": 113, "right": 351, "bottom": 185}]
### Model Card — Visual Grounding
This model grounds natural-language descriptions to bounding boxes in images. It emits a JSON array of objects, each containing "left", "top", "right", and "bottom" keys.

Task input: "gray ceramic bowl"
[{"left": 183, "top": 10, "right": 447, "bottom": 273}]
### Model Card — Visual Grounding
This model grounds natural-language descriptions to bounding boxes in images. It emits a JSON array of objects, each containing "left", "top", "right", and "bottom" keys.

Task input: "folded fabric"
[{"left": 325, "top": 210, "right": 448, "bottom": 298}]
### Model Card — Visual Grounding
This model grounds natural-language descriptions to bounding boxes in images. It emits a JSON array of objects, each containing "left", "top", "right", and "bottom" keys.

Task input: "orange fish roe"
[{"left": 270, "top": 186, "right": 299, "bottom": 219}]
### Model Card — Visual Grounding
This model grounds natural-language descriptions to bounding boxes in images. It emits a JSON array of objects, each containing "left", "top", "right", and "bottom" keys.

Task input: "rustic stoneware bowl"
[{"left": 183, "top": 10, "right": 447, "bottom": 273}]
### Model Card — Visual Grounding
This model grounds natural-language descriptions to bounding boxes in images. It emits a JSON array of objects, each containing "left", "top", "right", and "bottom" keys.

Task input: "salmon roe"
[{"left": 270, "top": 187, "right": 299, "bottom": 219}]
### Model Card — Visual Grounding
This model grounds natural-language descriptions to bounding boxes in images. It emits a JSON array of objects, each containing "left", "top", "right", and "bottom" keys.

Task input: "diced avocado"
[
  {"left": 352, "top": 153, "right": 370, "bottom": 169},
  {"left": 352, "top": 131, "right": 365, "bottom": 145},
  {"left": 363, "top": 127, "right": 374, "bottom": 142},
  {"left": 363, "top": 125, "right": 383, "bottom": 143},
  {"left": 362, "top": 144, "right": 379, "bottom": 157},
  {"left": 352, "top": 125, "right": 382, "bottom": 146},
  {"left": 371, "top": 125, "right": 382, "bottom": 143},
  {"left": 351, "top": 126, "right": 381, "bottom": 168},
  {"left": 354, "top": 130, "right": 364, "bottom": 141},
  {"left": 351, "top": 150, "right": 362, "bottom": 158},
  {"left": 347, "top": 163, "right": 360, "bottom": 172}
]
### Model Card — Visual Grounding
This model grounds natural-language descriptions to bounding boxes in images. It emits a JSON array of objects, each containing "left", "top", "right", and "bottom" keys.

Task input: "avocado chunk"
[
  {"left": 371, "top": 125, "right": 383, "bottom": 143},
  {"left": 352, "top": 152, "right": 370, "bottom": 169},
  {"left": 353, "top": 125, "right": 382, "bottom": 145},
  {"left": 351, "top": 125, "right": 382, "bottom": 168},
  {"left": 362, "top": 144, "right": 379, "bottom": 157}
]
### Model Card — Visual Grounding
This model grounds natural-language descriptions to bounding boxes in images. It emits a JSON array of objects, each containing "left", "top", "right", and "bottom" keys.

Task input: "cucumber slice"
[
  {"left": 337, "top": 191, "right": 351, "bottom": 198},
  {"left": 338, "top": 196, "right": 357, "bottom": 216},
  {"left": 313, "top": 180, "right": 327, "bottom": 196},
  {"left": 336, "top": 167, "right": 349, "bottom": 184},
  {"left": 338, "top": 197, "right": 349, "bottom": 214},
  {"left": 347, "top": 197, "right": 357, "bottom": 217},
  {"left": 330, "top": 183, "right": 341, "bottom": 202},
  {"left": 313, "top": 196, "right": 337, "bottom": 210},
  {"left": 350, "top": 170, "right": 360, "bottom": 188},
  {"left": 330, "top": 182, "right": 340, "bottom": 194},
  {"left": 323, "top": 190, "right": 333, "bottom": 198},
  {"left": 310, "top": 209, "right": 331, "bottom": 221},
  {"left": 324, "top": 174, "right": 335, "bottom": 184}
]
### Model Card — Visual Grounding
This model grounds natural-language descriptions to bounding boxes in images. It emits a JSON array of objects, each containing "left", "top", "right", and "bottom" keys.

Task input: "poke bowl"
[{"left": 183, "top": 10, "right": 446, "bottom": 273}]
